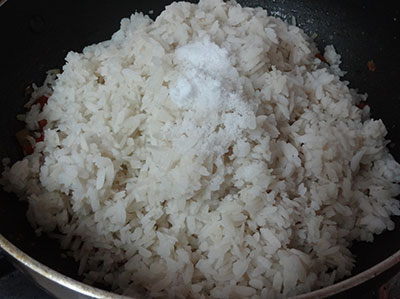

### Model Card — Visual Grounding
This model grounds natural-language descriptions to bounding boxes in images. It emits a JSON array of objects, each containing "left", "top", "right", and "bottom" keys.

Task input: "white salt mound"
[{"left": 2, "top": 0, "right": 400, "bottom": 298}]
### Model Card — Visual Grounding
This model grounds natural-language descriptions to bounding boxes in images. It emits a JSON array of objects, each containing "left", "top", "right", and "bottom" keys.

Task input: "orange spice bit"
[{"left": 367, "top": 60, "right": 376, "bottom": 72}]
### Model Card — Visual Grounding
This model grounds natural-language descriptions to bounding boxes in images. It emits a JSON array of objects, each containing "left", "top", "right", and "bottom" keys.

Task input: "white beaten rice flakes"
[{"left": 2, "top": 0, "right": 400, "bottom": 298}]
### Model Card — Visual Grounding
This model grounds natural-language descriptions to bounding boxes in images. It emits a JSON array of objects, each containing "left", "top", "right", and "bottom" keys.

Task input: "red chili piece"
[
  {"left": 35, "top": 133, "right": 44, "bottom": 143},
  {"left": 315, "top": 53, "right": 328, "bottom": 64},
  {"left": 356, "top": 101, "right": 368, "bottom": 109},
  {"left": 24, "top": 144, "right": 34, "bottom": 155},
  {"left": 367, "top": 60, "right": 376, "bottom": 72},
  {"left": 37, "top": 95, "right": 49, "bottom": 111},
  {"left": 38, "top": 119, "right": 47, "bottom": 131}
]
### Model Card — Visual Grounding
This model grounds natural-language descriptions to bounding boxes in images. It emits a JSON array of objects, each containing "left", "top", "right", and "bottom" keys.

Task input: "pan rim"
[
  {"left": 0, "top": 234, "right": 130, "bottom": 299},
  {"left": 292, "top": 246, "right": 400, "bottom": 298},
  {"left": 1, "top": 233, "right": 400, "bottom": 298}
]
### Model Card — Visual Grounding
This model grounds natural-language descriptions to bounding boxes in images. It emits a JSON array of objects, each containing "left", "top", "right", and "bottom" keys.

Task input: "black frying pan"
[{"left": 1, "top": 0, "right": 400, "bottom": 297}]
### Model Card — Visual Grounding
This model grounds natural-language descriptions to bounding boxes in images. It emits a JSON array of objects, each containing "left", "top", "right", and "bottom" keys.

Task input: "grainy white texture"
[{"left": 2, "top": 0, "right": 400, "bottom": 298}]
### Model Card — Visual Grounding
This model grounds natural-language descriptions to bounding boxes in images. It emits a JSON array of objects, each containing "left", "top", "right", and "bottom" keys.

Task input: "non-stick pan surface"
[{"left": 1, "top": 0, "right": 400, "bottom": 297}]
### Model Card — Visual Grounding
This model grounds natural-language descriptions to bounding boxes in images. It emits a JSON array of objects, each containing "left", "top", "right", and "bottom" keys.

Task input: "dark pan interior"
[{"left": 1, "top": 0, "right": 400, "bottom": 295}]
